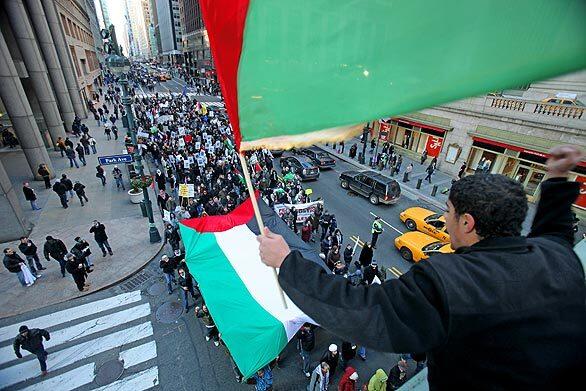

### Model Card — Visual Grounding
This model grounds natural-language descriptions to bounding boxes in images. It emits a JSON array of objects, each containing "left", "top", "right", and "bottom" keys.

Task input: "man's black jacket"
[
  {"left": 13, "top": 329, "right": 50, "bottom": 355},
  {"left": 43, "top": 238, "right": 67, "bottom": 260},
  {"left": 278, "top": 179, "right": 586, "bottom": 389}
]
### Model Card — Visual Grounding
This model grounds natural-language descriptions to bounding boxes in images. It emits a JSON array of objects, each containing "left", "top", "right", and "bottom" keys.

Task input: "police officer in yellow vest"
[{"left": 371, "top": 216, "right": 384, "bottom": 248}]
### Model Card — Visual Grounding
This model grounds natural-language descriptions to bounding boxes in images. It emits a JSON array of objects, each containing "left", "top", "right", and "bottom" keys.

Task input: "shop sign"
[
  {"left": 575, "top": 176, "right": 586, "bottom": 209},
  {"left": 378, "top": 121, "right": 390, "bottom": 141},
  {"left": 425, "top": 136, "right": 443, "bottom": 157}
]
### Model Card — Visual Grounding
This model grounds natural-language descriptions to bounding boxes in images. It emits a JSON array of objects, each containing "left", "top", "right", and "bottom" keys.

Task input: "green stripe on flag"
[
  {"left": 179, "top": 224, "right": 287, "bottom": 378},
  {"left": 237, "top": 0, "right": 586, "bottom": 141}
]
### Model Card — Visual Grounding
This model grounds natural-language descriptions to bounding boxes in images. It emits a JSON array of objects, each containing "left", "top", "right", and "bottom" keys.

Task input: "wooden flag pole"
[{"left": 238, "top": 152, "right": 289, "bottom": 310}]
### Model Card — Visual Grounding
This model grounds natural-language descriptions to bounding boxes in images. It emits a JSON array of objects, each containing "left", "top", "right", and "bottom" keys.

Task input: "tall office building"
[
  {"left": 155, "top": 0, "right": 182, "bottom": 63},
  {"left": 97, "top": 0, "right": 111, "bottom": 28}
]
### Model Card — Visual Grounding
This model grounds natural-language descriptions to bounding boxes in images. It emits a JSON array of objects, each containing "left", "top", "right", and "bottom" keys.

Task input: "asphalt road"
[{"left": 275, "top": 149, "right": 446, "bottom": 279}]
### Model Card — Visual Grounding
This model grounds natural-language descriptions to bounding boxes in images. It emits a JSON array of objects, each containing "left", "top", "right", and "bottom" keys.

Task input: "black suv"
[
  {"left": 294, "top": 148, "right": 336, "bottom": 169},
  {"left": 339, "top": 170, "right": 401, "bottom": 205},
  {"left": 279, "top": 156, "right": 320, "bottom": 181}
]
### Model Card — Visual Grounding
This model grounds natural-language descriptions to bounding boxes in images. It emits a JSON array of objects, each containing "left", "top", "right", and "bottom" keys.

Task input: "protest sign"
[
  {"left": 273, "top": 200, "right": 324, "bottom": 224},
  {"left": 178, "top": 184, "right": 190, "bottom": 198}
]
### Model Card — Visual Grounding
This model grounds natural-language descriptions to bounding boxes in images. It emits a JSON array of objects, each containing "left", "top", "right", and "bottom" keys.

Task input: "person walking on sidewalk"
[
  {"left": 195, "top": 304, "right": 220, "bottom": 346},
  {"left": 420, "top": 150, "right": 428, "bottom": 165},
  {"left": 89, "top": 136, "right": 97, "bottom": 154},
  {"left": 72, "top": 237, "right": 93, "bottom": 272},
  {"left": 18, "top": 237, "right": 45, "bottom": 272},
  {"left": 177, "top": 267, "right": 196, "bottom": 311},
  {"left": 65, "top": 146, "right": 79, "bottom": 168},
  {"left": 13, "top": 325, "right": 51, "bottom": 376},
  {"left": 424, "top": 162, "right": 435, "bottom": 184},
  {"left": 112, "top": 125, "right": 119, "bottom": 140},
  {"left": 61, "top": 174, "right": 74, "bottom": 200},
  {"left": 404, "top": 163, "right": 413, "bottom": 182},
  {"left": 43, "top": 236, "right": 68, "bottom": 277},
  {"left": 65, "top": 253, "right": 89, "bottom": 292},
  {"left": 75, "top": 143, "right": 87, "bottom": 166},
  {"left": 457, "top": 163, "right": 467, "bottom": 180},
  {"left": 80, "top": 135, "right": 90, "bottom": 155},
  {"left": 104, "top": 123, "right": 112, "bottom": 140},
  {"left": 22, "top": 182, "right": 41, "bottom": 211},
  {"left": 56, "top": 137, "right": 66, "bottom": 157},
  {"left": 96, "top": 165, "right": 106, "bottom": 186},
  {"left": 73, "top": 180, "right": 89, "bottom": 206},
  {"left": 3, "top": 248, "right": 34, "bottom": 286},
  {"left": 89, "top": 220, "right": 113, "bottom": 257},
  {"left": 52, "top": 179, "right": 68, "bottom": 209},
  {"left": 296, "top": 323, "right": 315, "bottom": 377},
  {"left": 371, "top": 216, "right": 384, "bottom": 249},
  {"left": 37, "top": 164, "right": 51, "bottom": 189},
  {"left": 112, "top": 166, "right": 125, "bottom": 190},
  {"left": 159, "top": 255, "right": 176, "bottom": 294}
]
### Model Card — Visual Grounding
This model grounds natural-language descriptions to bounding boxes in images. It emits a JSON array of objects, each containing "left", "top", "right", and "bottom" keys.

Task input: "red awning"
[{"left": 391, "top": 117, "right": 447, "bottom": 134}]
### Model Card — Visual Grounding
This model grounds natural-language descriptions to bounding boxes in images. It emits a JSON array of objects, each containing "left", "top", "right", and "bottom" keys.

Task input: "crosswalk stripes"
[{"left": 0, "top": 291, "right": 159, "bottom": 390}]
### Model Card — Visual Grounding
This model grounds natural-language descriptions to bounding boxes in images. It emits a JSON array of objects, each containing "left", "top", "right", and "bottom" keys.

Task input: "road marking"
[
  {"left": 20, "top": 363, "right": 96, "bottom": 391},
  {"left": 388, "top": 268, "right": 402, "bottom": 278},
  {"left": 0, "top": 303, "right": 151, "bottom": 365},
  {"left": 369, "top": 212, "right": 404, "bottom": 235},
  {"left": 350, "top": 235, "right": 364, "bottom": 248},
  {"left": 91, "top": 366, "right": 159, "bottom": 391},
  {"left": 0, "top": 291, "right": 142, "bottom": 343},
  {"left": 120, "top": 340, "right": 158, "bottom": 369},
  {"left": 390, "top": 266, "right": 404, "bottom": 276},
  {"left": 0, "top": 322, "right": 153, "bottom": 389}
]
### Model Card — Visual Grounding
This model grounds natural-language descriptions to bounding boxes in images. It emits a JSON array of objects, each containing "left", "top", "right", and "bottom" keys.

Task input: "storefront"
[
  {"left": 378, "top": 117, "right": 449, "bottom": 158},
  {"left": 466, "top": 136, "right": 586, "bottom": 207}
]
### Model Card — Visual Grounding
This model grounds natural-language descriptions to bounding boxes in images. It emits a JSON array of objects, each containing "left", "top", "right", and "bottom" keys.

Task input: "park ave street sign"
[{"left": 98, "top": 154, "right": 134, "bottom": 165}]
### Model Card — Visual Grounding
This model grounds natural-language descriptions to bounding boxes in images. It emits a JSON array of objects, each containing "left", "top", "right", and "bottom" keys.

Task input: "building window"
[
  {"left": 70, "top": 45, "right": 81, "bottom": 76},
  {"left": 80, "top": 58, "right": 88, "bottom": 75},
  {"left": 60, "top": 14, "right": 69, "bottom": 35}
]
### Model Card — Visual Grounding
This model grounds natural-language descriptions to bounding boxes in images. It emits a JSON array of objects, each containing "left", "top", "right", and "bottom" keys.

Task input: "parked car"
[
  {"left": 279, "top": 156, "right": 320, "bottom": 181},
  {"left": 339, "top": 170, "right": 400, "bottom": 205},
  {"left": 394, "top": 231, "right": 453, "bottom": 262},
  {"left": 399, "top": 207, "right": 450, "bottom": 242},
  {"left": 294, "top": 148, "right": 336, "bottom": 169}
]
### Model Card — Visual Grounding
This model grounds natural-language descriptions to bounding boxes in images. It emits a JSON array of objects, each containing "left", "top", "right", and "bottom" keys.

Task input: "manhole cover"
[
  {"left": 147, "top": 282, "right": 166, "bottom": 296},
  {"left": 95, "top": 359, "right": 124, "bottom": 386},
  {"left": 156, "top": 301, "right": 183, "bottom": 323}
]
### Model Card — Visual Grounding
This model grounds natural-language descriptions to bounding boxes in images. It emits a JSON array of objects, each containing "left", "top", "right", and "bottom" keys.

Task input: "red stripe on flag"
[
  {"left": 180, "top": 192, "right": 259, "bottom": 233},
  {"left": 200, "top": 0, "right": 250, "bottom": 151}
]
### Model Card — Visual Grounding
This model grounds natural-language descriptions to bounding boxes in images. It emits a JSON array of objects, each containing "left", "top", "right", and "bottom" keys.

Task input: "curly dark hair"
[{"left": 448, "top": 174, "right": 528, "bottom": 238}]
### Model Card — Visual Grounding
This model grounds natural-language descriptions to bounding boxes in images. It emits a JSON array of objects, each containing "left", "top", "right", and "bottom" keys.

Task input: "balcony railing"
[{"left": 488, "top": 97, "right": 583, "bottom": 119}]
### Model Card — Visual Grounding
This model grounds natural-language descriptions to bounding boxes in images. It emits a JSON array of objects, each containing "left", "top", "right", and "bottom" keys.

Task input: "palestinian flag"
[
  {"left": 178, "top": 195, "right": 321, "bottom": 378},
  {"left": 200, "top": 0, "right": 586, "bottom": 151}
]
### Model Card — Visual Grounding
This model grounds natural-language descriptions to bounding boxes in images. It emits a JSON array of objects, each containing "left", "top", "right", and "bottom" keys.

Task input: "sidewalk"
[
  {"left": 316, "top": 137, "right": 453, "bottom": 210},
  {"left": 0, "top": 118, "right": 164, "bottom": 319}
]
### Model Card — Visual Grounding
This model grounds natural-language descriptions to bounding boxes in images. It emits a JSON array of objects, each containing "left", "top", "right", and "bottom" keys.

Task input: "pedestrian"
[
  {"left": 404, "top": 163, "right": 413, "bottom": 182},
  {"left": 104, "top": 123, "right": 112, "bottom": 140},
  {"left": 177, "top": 268, "right": 196, "bottom": 311},
  {"left": 64, "top": 137, "right": 74, "bottom": 149},
  {"left": 420, "top": 150, "right": 428, "bottom": 165},
  {"left": 250, "top": 365, "right": 273, "bottom": 391},
  {"left": 73, "top": 180, "right": 89, "bottom": 206},
  {"left": 371, "top": 216, "right": 383, "bottom": 248},
  {"left": 367, "top": 369, "right": 388, "bottom": 391},
  {"left": 13, "top": 325, "right": 50, "bottom": 376},
  {"left": 308, "top": 362, "right": 330, "bottom": 391},
  {"left": 52, "top": 179, "right": 68, "bottom": 208},
  {"left": 43, "top": 236, "right": 68, "bottom": 277},
  {"left": 358, "top": 242, "right": 373, "bottom": 269},
  {"left": 56, "top": 137, "right": 66, "bottom": 157},
  {"left": 159, "top": 255, "right": 176, "bottom": 294},
  {"left": 112, "top": 165, "right": 125, "bottom": 190},
  {"left": 164, "top": 224, "right": 181, "bottom": 252},
  {"left": 320, "top": 344, "right": 339, "bottom": 384},
  {"left": 89, "top": 220, "right": 113, "bottom": 257},
  {"left": 71, "top": 237, "right": 93, "bottom": 272},
  {"left": 363, "top": 261, "right": 383, "bottom": 285},
  {"left": 387, "top": 357, "right": 409, "bottom": 390},
  {"left": 343, "top": 244, "right": 353, "bottom": 266},
  {"left": 96, "top": 165, "right": 106, "bottom": 186},
  {"left": 296, "top": 323, "right": 315, "bottom": 377},
  {"left": 3, "top": 248, "right": 37, "bottom": 286},
  {"left": 80, "top": 135, "right": 90, "bottom": 155},
  {"left": 65, "top": 146, "right": 79, "bottom": 168},
  {"left": 89, "top": 136, "right": 97, "bottom": 154},
  {"left": 340, "top": 341, "right": 357, "bottom": 369},
  {"left": 301, "top": 221, "right": 312, "bottom": 243},
  {"left": 60, "top": 174, "right": 74, "bottom": 200},
  {"left": 424, "top": 162, "right": 435, "bottom": 183},
  {"left": 457, "top": 162, "right": 467, "bottom": 179},
  {"left": 75, "top": 143, "right": 86, "bottom": 166},
  {"left": 37, "top": 164, "right": 51, "bottom": 189},
  {"left": 22, "top": 182, "right": 41, "bottom": 210},
  {"left": 155, "top": 169, "right": 166, "bottom": 191},
  {"left": 338, "top": 367, "right": 358, "bottom": 391},
  {"left": 256, "top": 146, "right": 586, "bottom": 389},
  {"left": 18, "top": 237, "right": 45, "bottom": 272},
  {"left": 65, "top": 253, "right": 89, "bottom": 292},
  {"left": 195, "top": 304, "right": 220, "bottom": 346},
  {"left": 112, "top": 125, "right": 118, "bottom": 140}
]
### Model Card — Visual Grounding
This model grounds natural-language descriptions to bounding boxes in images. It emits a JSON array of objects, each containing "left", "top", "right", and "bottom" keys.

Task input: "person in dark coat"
[
  {"left": 340, "top": 341, "right": 357, "bottom": 369},
  {"left": 43, "top": 236, "right": 67, "bottom": 277},
  {"left": 163, "top": 224, "right": 180, "bottom": 252},
  {"left": 296, "top": 323, "right": 315, "bottom": 377},
  {"left": 96, "top": 165, "right": 106, "bottom": 186},
  {"left": 65, "top": 253, "right": 88, "bottom": 292},
  {"left": 362, "top": 261, "right": 383, "bottom": 285},
  {"left": 387, "top": 358, "right": 409, "bottom": 390},
  {"left": 177, "top": 267, "right": 196, "bottom": 311},
  {"left": 75, "top": 143, "right": 86, "bottom": 166},
  {"left": 73, "top": 181, "right": 89, "bottom": 206},
  {"left": 37, "top": 164, "right": 51, "bottom": 189},
  {"left": 13, "top": 325, "right": 51, "bottom": 375},
  {"left": 18, "top": 236, "right": 44, "bottom": 272},
  {"left": 71, "top": 237, "right": 93, "bottom": 272},
  {"left": 52, "top": 180, "right": 68, "bottom": 209},
  {"left": 3, "top": 248, "right": 28, "bottom": 286},
  {"left": 89, "top": 220, "right": 113, "bottom": 256},
  {"left": 357, "top": 242, "right": 373, "bottom": 269},
  {"left": 65, "top": 146, "right": 79, "bottom": 168},
  {"left": 155, "top": 169, "right": 166, "bottom": 191},
  {"left": 320, "top": 344, "right": 339, "bottom": 384},
  {"left": 60, "top": 174, "right": 74, "bottom": 200},
  {"left": 159, "top": 255, "right": 176, "bottom": 294},
  {"left": 22, "top": 182, "right": 41, "bottom": 211},
  {"left": 257, "top": 146, "right": 586, "bottom": 389}
]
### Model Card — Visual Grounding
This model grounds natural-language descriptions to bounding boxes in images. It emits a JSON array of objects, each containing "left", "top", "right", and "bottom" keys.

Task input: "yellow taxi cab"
[
  {"left": 394, "top": 231, "right": 453, "bottom": 262},
  {"left": 158, "top": 73, "right": 168, "bottom": 81},
  {"left": 399, "top": 207, "right": 450, "bottom": 242}
]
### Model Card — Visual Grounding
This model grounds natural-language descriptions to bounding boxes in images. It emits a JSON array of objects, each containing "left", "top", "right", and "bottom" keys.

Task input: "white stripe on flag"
[
  {"left": 20, "top": 363, "right": 95, "bottom": 391},
  {"left": 215, "top": 225, "right": 310, "bottom": 339},
  {"left": 120, "top": 340, "right": 157, "bottom": 369},
  {"left": 0, "top": 303, "right": 151, "bottom": 365},
  {"left": 91, "top": 366, "right": 159, "bottom": 391},
  {"left": 0, "top": 291, "right": 141, "bottom": 343},
  {"left": 0, "top": 322, "right": 153, "bottom": 389}
]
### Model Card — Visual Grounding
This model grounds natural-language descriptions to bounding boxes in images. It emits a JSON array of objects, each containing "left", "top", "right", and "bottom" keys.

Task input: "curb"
[{"left": 314, "top": 144, "right": 447, "bottom": 211}]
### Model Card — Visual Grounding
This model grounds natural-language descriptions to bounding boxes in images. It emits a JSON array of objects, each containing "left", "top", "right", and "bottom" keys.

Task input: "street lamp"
[{"left": 106, "top": 54, "right": 161, "bottom": 243}]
